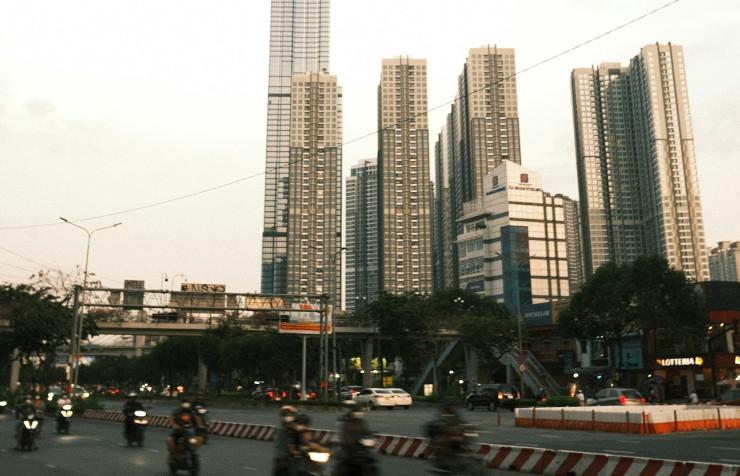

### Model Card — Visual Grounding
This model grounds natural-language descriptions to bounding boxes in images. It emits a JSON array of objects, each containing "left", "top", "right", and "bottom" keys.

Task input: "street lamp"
[{"left": 60, "top": 217, "right": 122, "bottom": 393}]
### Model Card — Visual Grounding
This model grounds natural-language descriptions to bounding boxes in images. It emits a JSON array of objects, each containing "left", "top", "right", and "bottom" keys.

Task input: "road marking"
[
  {"left": 514, "top": 443, "right": 540, "bottom": 447},
  {"left": 92, "top": 437, "right": 101, "bottom": 441},
  {"left": 148, "top": 449, "right": 160, "bottom": 453},
  {"left": 719, "top": 459, "right": 740, "bottom": 464},
  {"left": 116, "top": 442, "right": 125, "bottom": 447},
  {"left": 242, "top": 466, "right": 258, "bottom": 472},
  {"left": 46, "top": 464, "right": 57, "bottom": 469},
  {"left": 603, "top": 449, "right": 635, "bottom": 455},
  {"left": 617, "top": 440, "right": 642, "bottom": 444},
  {"left": 712, "top": 447, "right": 740, "bottom": 451},
  {"left": 538, "top": 434, "right": 562, "bottom": 439},
  {"left": 21, "top": 455, "right": 31, "bottom": 459}
]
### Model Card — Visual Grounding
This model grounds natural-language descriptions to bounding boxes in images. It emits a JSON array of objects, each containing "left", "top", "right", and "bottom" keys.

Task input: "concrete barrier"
[
  {"left": 515, "top": 405, "right": 740, "bottom": 434},
  {"left": 82, "top": 410, "right": 740, "bottom": 475}
]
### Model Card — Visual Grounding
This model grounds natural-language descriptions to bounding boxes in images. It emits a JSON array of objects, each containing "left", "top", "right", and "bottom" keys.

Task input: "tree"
[
  {"left": 559, "top": 256, "right": 705, "bottom": 383},
  {"left": 0, "top": 284, "right": 96, "bottom": 390}
]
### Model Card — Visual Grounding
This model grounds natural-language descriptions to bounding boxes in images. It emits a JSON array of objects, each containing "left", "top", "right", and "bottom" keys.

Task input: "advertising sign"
[
  {"left": 656, "top": 356, "right": 704, "bottom": 367},
  {"left": 171, "top": 283, "right": 226, "bottom": 310},
  {"left": 521, "top": 302, "right": 552, "bottom": 327},
  {"left": 123, "top": 280, "right": 145, "bottom": 309},
  {"left": 278, "top": 301, "right": 330, "bottom": 335}
]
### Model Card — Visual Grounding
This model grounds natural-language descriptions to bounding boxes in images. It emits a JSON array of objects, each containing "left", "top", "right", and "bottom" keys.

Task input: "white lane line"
[
  {"left": 602, "top": 449, "right": 635, "bottom": 455},
  {"left": 513, "top": 443, "right": 541, "bottom": 447},
  {"left": 617, "top": 440, "right": 642, "bottom": 444},
  {"left": 712, "top": 447, "right": 740, "bottom": 451},
  {"left": 21, "top": 455, "right": 31, "bottom": 459},
  {"left": 242, "top": 466, "right": 258, "bottom": 472},
  {"left": 45, "top": 464, "right": 57, "bottom": 469},
  {"left": 148, "top": 449, "right": 160, "bottom": 453},
  {"left": 719, "top": 459, "right": 740, "bottom": 464},
  {"left": 538, "top": 434, "right": 562, "bottom": 439}
]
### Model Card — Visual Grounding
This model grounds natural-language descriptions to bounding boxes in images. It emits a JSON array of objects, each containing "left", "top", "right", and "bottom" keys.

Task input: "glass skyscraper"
[{"left": 261, "top": 0, "right": 331, "bottom": 294}]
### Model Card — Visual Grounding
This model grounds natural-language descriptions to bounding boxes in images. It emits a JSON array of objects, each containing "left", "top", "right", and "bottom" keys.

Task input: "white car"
[
  {"left": 355, "top": 388, "right": 395, "bottom": 410},
  {"left": 389, "top": 388, "right": 412, "bottom": 409}
]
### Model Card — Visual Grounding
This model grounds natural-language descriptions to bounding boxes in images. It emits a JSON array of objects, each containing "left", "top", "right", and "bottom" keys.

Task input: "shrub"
[{"left": 544, "top": 396, "right": 580, "bottom": 407}]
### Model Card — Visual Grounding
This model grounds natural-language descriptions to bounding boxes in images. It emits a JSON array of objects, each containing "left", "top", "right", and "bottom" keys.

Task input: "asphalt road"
[
  {"left": 105, "top": 400, "right": 740, "bottom": 465},
  {"left": 0, "top": 413, "right": 518, "bottom": 476}
]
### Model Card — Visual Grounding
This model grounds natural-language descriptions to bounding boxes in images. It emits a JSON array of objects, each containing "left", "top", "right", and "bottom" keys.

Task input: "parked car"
[
  {"left": 587, "top": 388, "right": 646, "bottom": 406},
  {"left": 465, "top": 383, "right": 518, "bottom": 411},
  {"left": 388, "top": 388, "right": 413, "bottom": 409},
  {"left": 355, "top": 388, "right": 395, "bottom": 410},
  {"left": 716, "top": 388, "right": 740, "bottom": 406},
  {"left": 340, "top": 386, "right": 364, "bottom": 401}
]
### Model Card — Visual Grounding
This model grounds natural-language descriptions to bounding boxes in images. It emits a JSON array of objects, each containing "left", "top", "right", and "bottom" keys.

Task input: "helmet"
[
  {"left": 295, "top": 413, "right": 311, "bottom": 427},
  {"left": 279, "top": 405, "right": 297, "bottom": 415}
]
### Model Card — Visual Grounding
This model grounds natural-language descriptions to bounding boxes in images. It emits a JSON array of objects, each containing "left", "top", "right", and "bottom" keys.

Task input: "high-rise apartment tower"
[
  {"left": 377, "top": 57, "right": 433, "bottom": 294},
  {"left": 572, "top": 43, "right": 709, "bottom": 280},
  {"left": 261, "top": 0, "right": 331, "bottom": 294},
  {"left": 346, "top": 159, "right": 379, "bottom": 311}
]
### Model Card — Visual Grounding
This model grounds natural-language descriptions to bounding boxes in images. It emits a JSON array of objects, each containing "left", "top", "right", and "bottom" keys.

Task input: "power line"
[
  {"left": 0, "top": 0, "right": 680, "bottom": 231},
  {"left": 0, "top": 244, "right": 123, "bottom": 285},
  {"left": 0, "top": 261, "right": 37, "bottom": 274}
]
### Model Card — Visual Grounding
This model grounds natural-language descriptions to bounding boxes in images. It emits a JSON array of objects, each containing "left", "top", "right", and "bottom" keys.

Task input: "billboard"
[
  {"left": 521, "top": 302, "right": 552, "bottom": 327},
  {"left": 171, "top": 283, "right": 227, "bottom": 311},
  {"left": 278, "top": 301, "right": 330, "bottom": 335},
  {"left": 123, "top": 280, "right": 145, "bottom": 309}
]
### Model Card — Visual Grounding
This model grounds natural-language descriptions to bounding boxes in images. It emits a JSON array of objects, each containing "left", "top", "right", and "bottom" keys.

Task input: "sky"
[{"left": 0, "top": 0, "right": 738, "bottom": 294}]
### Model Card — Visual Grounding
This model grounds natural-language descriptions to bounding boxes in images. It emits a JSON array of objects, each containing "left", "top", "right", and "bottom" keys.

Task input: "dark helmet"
[{"left": 295, "top": 413, "right": 311, "bottom": 427}]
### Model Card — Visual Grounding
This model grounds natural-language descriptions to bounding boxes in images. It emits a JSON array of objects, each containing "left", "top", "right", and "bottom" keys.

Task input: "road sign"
[{"left": 279, "top": 301, "right": 330, "bottom": 335}]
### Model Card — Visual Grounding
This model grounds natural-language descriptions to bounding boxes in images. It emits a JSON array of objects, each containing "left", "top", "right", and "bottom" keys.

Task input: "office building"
[
  {"left": 285, "top": 72, "right": 342, "bottom": 306},
  {"left": 261, "top": 0, "right": 331, "bottom": 294},
  {"left": 708, "top": 242, "right": 740, "bottom": 282},
  {"left": 571, "top": 43, "right": 709, "bottom": 280},
  {"left": 456, "top": 161, "right": 570, "bottom": 311},
  {"left": 433, "top": 114, "right": 458, "bottom": 290},
  {"left": 377, "top": 57, "right": 433, "bottom": 294},
  {"left": 346, "top": 159, "right": 379, "bottom": 311},
  {"left": 561, "top": 196, "right": 585, "bottom": 292}
]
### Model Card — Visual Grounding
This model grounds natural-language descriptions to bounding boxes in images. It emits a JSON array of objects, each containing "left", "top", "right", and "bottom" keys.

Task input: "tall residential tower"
[
  {"left": 261, "top": 0, "right": 331, "bottom": 294},
  {"left": 346, "top": 159, "right": 379, "bottom": 311},
  {"left": 377, "top": 57, "right": 433, "bottom": 294},
  {"left": 571, "top": 43, "right": 708, "bottom": 280}
]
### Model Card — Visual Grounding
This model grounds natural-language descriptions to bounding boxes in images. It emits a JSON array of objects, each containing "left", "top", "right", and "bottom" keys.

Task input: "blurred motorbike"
[
  {"left": 125, "top": 409, "right": 149, "bottom": 447},
  {"left": 56, "top": 403, "right": 73, "bottom": 434},
  {"left": 168, "top": 427, "right": 201, "bottom": 476}
]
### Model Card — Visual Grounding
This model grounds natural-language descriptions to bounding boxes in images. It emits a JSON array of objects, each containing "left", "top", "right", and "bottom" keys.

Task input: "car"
[
  {"left": 355, "top": 388, "right": 395, "bottom": 410},
  {"left": 340, "top": 385, "right": 364, "bottom": 401},
  {"left": 388, "top": 388, "right": 412, "bottom": 409},
  {"left": 716, "top": 388, "right": 740, "bottom": 406},
  {"left": 465, "top": 383, "right": 518, "bottom": 411},
  {"left": 587, "top": 388, "right": 646, "bottom": 406}
]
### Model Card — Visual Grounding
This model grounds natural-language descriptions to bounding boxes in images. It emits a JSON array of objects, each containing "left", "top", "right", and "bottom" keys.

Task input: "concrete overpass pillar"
[
  {"left": 134, "top": 335, "right": 146, "bottom": 357},
  {"left": 361, "top": 339, "right": 373, "bottom": 388},
  {"left": 463, "top": 344, "right": 479, "bottom": 392},
  {"left": 197, "top": 354, "right": 208, "bottom": 393},
  {"left": 9, "top": 348, "right": 20, "bottom": 394}
]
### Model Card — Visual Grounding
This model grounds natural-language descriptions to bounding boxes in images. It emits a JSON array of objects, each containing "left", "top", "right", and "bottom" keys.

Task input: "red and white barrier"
[
  {"left": 82, "top": 410, "right": 740, "bottom": 475},
  {"left": 515, "top": 405, "right": 740, "bottom": 434}
]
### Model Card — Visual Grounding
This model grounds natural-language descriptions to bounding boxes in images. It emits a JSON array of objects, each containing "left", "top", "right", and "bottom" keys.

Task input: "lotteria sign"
[{"left": 656, "top": 356, "right": 704, "bottom": 367}]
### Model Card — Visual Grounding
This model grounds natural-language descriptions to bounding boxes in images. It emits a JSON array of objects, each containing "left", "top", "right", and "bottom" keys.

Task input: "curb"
[{"left": 82, "top": 410, "right": 740, "bottom": 475}]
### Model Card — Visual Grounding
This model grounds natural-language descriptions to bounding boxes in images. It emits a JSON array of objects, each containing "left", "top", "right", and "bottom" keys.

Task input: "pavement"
[
  {"left": 104, "top": 399, "right": 740, "bottom": 465},
  {"left": 1, "top": 413, "right": 494, "bottom": 475}
]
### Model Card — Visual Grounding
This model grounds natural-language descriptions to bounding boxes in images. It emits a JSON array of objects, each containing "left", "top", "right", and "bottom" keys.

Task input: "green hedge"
[{"left": 543, "top": 396, "right": 580, "bottom": 407}]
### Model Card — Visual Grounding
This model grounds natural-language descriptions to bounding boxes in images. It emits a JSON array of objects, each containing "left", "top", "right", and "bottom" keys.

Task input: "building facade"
[
  {"left": 708, "top": 241, "right": 740, "bottom": 282},
  {"left": 261, "top": 0, "right": 331, "bottom": 294},
  {"left": 285, "top": 73, "right": 342, "bottom": 306},
  {"left": 456, "top": 161, "right": 570, "bottom": 311},
  {"left": 433, "top": 46, "right": 522, "bottom": 290},
  {"left": 571, "top": 43, "right": 709, "bottom": 280},
  {"left": 346, "top": 159, "right": 379, "bottom": 311},
  {"left": 377, "top": 57, "right": 433, "bottom": 294},
  {"left": 561, "top": 196, "right": 585, "bottom": 292}
]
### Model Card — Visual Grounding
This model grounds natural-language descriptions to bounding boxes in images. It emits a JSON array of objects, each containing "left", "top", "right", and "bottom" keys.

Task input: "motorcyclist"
[
  {"left": 425, "top": 403, "right": 471, "bottom": 473},
  {"left": 122, "top": 392, "right": 144, "bottom": 436},
  {"left": 334, "top": 404, "right": 376, "bottom": 476},
  {"left": 273, "top": 405, "right": 299, "bottom": 476},
  {"left": 166, "top": 397, "right": 196, "bottom": 455},
  {"left": 56, "top": 393, "right": 72, "bottom": 411},
  {"left": 192, "top": 392, "right": 208, "bottom": 440},
  {"left": 15, "top": 395, "right": 38, "bottom": 450}
]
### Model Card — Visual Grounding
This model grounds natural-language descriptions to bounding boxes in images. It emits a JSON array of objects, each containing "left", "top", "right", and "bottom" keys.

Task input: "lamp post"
[{"left": 60, "top": 217, "right": 122, "bottom": 393}]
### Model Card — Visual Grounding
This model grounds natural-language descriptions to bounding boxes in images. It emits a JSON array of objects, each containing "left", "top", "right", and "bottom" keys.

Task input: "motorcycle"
[
  {"left": 293, "top": 446, "right": 332, "bottom": 476},
  {"left": 333, "top": 437, "right": 377, "bottom": 476},
  {"left": 56, "top": 404, "right": 73, "bottom": 434},
  {"left": 125, "top": 409, "right": 149, "bottom": 447},
  {"left": 168, "top": 428, "right": 201, "bottom": 476},
  {"left": 0, "top": 399, "right": 7, "bottom": 414},
  {"left": 18, "top": 413, "right": 40, "bottom": 451},
  {"left": 193, "top": 403, "right": 208, "bottom": 444},
  {"left": 428, "top": 428, "right": 486, "bottom": 476}
]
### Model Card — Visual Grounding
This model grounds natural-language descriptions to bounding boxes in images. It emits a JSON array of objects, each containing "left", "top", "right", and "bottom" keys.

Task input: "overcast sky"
[{"left": 0, "top": 0, "right": 738, "bottom": 293}]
